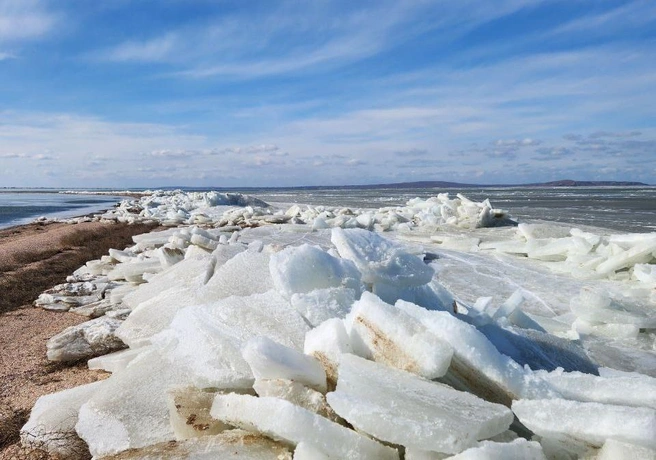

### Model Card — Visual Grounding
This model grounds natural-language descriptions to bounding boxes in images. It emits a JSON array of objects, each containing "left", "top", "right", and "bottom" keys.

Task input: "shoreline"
[{"left": 0, "top": 220, "right": 158, "bottom": 458}]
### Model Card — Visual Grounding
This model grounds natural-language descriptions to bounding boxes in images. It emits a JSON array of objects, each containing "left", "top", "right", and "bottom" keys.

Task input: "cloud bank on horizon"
[{"left": 0, "top": 0, "right": 655, "bottom": 188}]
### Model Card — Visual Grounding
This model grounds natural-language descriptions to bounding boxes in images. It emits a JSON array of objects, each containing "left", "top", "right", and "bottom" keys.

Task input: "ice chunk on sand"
[
  {"left": 47, "top": 316, "right": 126, "bottom": 362},
  {"left": 331, "top": 228, "right": 434, "bottom": 287},
  {"left": 595, "top": 438, "right": 656, "bottom": 460},
  {"left": 512, "top": 399, "right": 656, "bottom": 451},
  {"left": 21, "top": 381, "right": 104, "bottom": 459},
  {"left": 97, "top": 429, "right": 292, "bottom": 459},
  {"left": 157, "top": 291, "right": 309, "bottom": 389},
  {"left": 304, "top": 318, "right": 353, "bottom": 389},
  {"left": 88, "top": 347, "right": 146, "bottom": 373},
  {"left": 395, "top": 300, "right": 555, "bottom": 404},
  {"left": 444, "top": 439, "right": 546, "bottom": 459},
  {"left": 76, "top": 348, "right": 192, "bottom": 457},
  {"left": 253, "top": 379, "right": 341, "bottom": 423},
  {"left": 326, "top": 354, "right": 514, "bottom": 454},
  {"left": 270, "top": 244, "right": 362, "bottom": 299},
  {"left": 291, "top": 287, "right": 356, "bottom": 326},
  {"left": 345, "top": 292, "right": 452, "bottom": 379},
  {"left": 242, "top": 337, "right": 327, "bottom": 393},
  {"left": 210, "top": 393, "right": 399, "bottom": 460}
]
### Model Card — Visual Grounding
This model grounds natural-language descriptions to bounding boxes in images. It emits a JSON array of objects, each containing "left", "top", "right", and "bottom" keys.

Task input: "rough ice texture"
[
  {"left": 331, "top": 228, "right": 434, "bottom": 287},
  {"left": 291, "top": 287, "right": 357, "bottom": 326},
  {"left": 326, "top": 354, "right": 514, "bottom": 454},
  {"left": 253, "top": 379, "right": 342, "bottom": 423},
  {"left": 46, "top": 316, "right": 126, "bottom": 362},
  {"left": 211, "top": 393, "right": 399, "bottom": 460},
  {"left": 444, "top": 439, "right": 547, "bottom": 459},
  {"left": 270, "top": 244, "right": 362, "bottom": 299},
  {"left": 76, "top": 348, "right": 192, "bottom": 458},
  {"left": 512, "top": 399, "right": 656, "bottom": 450},
  {"left": 345, "top": 292, "right": 453, "bottom": 379},
  {"left": 154, "top": 291, "right": 309, "bottom": 389},
  {"left": 394, "top": 300, "right": 555, "bottom": 405},
  {"left": 98, "top": 429, "right": 292, "bottom": 459},
  {"left": 21, "top": 381, "right": 104, "bottom": 459},
  {"left": 242, "top": 337, "right": 327, "bottom": 393}
]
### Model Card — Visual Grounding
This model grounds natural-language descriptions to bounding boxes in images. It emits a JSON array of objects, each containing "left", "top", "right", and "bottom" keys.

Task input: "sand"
[{"left": 0, "top": 221, "right": 158, "bottom": 459}]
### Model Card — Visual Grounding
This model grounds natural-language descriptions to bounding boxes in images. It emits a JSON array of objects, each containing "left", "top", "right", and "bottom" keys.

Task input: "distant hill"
[{"left": 158, "top": 179, "right": 650, "bottom": 191}]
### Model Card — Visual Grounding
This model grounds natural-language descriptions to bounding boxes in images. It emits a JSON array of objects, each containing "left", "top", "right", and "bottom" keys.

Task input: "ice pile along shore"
[{"left": 22, "top": 191, "right": 656, "bottom": 459}]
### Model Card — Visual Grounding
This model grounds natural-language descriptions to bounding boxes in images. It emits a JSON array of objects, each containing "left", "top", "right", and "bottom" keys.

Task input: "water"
[
  {"left": 0, "top": 190, "right": 122, "bottom": 230},
  {"left": 233, "top": 186, "right": 656, "bottom": 233}
]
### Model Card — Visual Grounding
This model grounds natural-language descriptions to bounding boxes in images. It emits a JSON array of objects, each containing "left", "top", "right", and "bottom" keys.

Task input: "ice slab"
[
  {"left": 47, "top": 316, "right": 126, "bottom": 362},
  {"left": 332, "top": 228, "right": 433, "bottom": 287},
  {"left": 76, "top": 348, "right": 192, "bottom": 457},
  {"left": 327, "top": 354, "right": 514, "bottom": 454},
  {"left": 270, "top": 244, "right": 362, "bottom": 299},
  {"left": 242, "top": 336, "right": 327, "bottom": 392},
  {"left": 346, "top": 292, "right": 452, "bottom": 379},
  {"left": 394, "top": 300, "right": 555, "bottom": 404},
  {"left": 253, "top": 379, "right": 341, "bottom": 423},
  {"left": 304, "top": 318, "right": 354, "bottom": 389},
  {"left": 291, "top": 287, "right": 356, "bottom": 326},
  {"left": 21, "top": 381, "right": 104, "bottom": 459},
  {"left": 116, "top": 286, "right": 205, "bottom": 348},
  {"left": 202, "top": 250, "right": 274, "bottom": 299},
  {"left": 156, "top": 291, "right": 310, "bottom": 389},
  {"left": 512, "top": 399, "right": 656, "bottom": 451},
  {"left": 98, "top": 429, "right": 292, "bottom": 459},
  {"left": 121, "top": 255, "right": 214, "bottom": 310},
  {"left": 87, "top": 347, "right": 146, "bottom": 373},
  {"left": 210, "top": 393, "right": 399, "bottom": 460},
  {"left": 536, "top": 368, "right": 656, "bottom": 409},
  {"left": 444, "top": 439, "right": 546, "bottom": 459}
]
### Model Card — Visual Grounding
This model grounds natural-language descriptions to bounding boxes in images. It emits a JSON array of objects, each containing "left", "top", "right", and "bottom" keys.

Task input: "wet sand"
[{"left": 0, "top": 221, "right": 157, "bottom": 458}]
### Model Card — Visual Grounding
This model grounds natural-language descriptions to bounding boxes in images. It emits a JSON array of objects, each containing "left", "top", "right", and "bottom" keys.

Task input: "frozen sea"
[{"left": 240, "top": 186, "right": 656, "bottom": 233}]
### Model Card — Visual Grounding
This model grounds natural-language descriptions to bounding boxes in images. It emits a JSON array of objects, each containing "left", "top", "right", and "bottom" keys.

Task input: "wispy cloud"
[{"left": 0, "top": 0, "right": 58, "bottom": 42}]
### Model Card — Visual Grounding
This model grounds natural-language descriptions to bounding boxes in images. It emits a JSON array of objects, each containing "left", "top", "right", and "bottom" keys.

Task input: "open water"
[
  {"left": 1, "top": 187, "right": 655, "bottom": 233},
  {"left": 0, "top": 190, "right": 122, "bottom": 230}
]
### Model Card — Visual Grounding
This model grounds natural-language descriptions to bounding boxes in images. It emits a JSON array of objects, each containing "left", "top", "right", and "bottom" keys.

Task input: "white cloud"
[{"left": 0, "top": 0, "right": 57, "bottom": 42}]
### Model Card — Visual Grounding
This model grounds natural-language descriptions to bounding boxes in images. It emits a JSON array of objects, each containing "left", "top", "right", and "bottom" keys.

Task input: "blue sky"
[{"left": 1, "top": 0, "right": 655, "bottom": 187}]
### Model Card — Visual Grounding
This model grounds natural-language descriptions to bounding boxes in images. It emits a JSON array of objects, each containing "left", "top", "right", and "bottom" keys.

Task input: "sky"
[{"left": 0, "top": 0, "right": 655, "bottom": 188}]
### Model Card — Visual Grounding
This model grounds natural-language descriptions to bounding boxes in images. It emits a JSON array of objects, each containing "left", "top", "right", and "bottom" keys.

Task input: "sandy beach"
[{"left": 0, "top": 221, "right": 157, "bottom": 459}]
